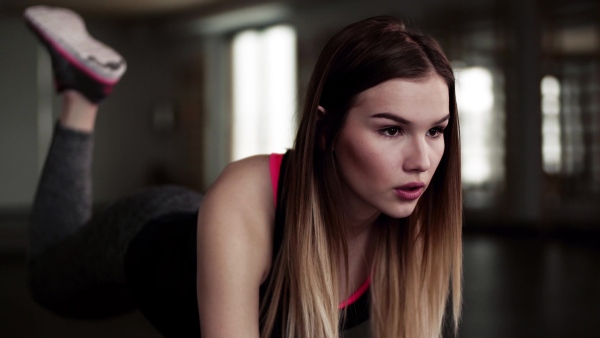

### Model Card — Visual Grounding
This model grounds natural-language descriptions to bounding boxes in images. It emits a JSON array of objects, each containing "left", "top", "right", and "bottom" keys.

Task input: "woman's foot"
[{"left": 24, "top": 5, "right": 126, "bottom": 103}]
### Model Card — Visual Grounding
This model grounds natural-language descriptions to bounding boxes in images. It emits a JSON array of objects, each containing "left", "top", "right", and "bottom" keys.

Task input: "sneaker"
[{"left": 24, "top": 6, "right": 127, "bottom": 103}]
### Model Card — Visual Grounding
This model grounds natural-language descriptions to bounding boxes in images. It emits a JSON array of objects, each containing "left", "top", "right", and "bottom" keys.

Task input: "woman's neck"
[
  {"left": 344, "top": 207, "right": 379, "bottom": 240},
  {"left": 340, "top": 217, "right": 377, "bottom": 301}
]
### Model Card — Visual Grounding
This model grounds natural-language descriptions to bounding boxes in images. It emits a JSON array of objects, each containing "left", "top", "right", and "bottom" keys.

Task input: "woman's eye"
[
  {"left": 381, "top": 127, "right": 401, "bottom": 137},
  {"left": 428, "top": 127, "right": 445, "bottom": 138}
]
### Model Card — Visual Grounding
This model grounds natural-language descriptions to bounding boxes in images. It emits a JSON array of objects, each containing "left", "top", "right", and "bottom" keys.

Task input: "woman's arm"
[{"left": 196, "top": 155, "right": 275, "bottom": 338}]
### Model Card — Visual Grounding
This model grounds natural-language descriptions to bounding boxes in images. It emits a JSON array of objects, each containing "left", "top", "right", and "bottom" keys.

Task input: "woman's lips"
[{"left": 393, "top": 182, "right": 425, "bottom": 201}]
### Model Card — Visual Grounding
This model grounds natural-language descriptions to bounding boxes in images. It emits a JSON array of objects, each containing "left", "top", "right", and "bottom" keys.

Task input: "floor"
[
  {"left": 1, "top": 231, "right": 598, "bottom": 337},
  {"left": 459, "top": 232, "right": 600, "bottom": 338}
]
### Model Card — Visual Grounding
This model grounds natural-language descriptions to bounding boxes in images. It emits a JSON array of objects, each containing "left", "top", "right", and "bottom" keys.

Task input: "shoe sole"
[{"left": 24, "top": 6, "right": 126, "bottom": 85}]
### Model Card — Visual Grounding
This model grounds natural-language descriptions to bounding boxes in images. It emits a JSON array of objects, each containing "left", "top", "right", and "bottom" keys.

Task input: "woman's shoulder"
[
  {"left": 203, "top": 153, "right": 274, "bottom": 221},
  {"left": 198, "top": 154, "right": 276, "bottom": 280},
  {"left": 195, "top": 154, "right": 275, "bottom": 335},
  {"left": 218, "top": 154, "right": 271, "bottom": 183},
  {"left": 209, "top": 155, "right": 273, "bottom": 205}
]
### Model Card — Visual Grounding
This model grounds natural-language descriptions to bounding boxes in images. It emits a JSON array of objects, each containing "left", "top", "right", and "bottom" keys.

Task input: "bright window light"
[
  {"left": 232, "top": 25, "right": 296, "bottom": 161},
  {"left": 456, "top": 66, "right": 495, "bottom": 185},
  {"left": 541, "top": 75, "right": 562, "bottom": 174}
]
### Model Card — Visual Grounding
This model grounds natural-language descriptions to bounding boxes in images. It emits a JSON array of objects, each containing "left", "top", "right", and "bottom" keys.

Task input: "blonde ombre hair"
[{"left": 260, "top": 16, "right": 462, "bottom": 337}]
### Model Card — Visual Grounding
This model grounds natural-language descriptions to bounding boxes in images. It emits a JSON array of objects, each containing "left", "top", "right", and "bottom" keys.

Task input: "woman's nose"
[{"left": 402, "top": 138, "right": 431, "bottom": 172}]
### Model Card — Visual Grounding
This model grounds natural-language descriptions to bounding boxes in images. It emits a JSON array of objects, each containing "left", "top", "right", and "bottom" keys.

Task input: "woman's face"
[{"left": 334, "top": 76, "right": 449, "bottom": 223}]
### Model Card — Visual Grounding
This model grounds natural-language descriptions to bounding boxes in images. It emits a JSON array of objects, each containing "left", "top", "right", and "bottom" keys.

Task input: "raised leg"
[{"left": 25, "top": 6, "right": 203, "bottom": 319}]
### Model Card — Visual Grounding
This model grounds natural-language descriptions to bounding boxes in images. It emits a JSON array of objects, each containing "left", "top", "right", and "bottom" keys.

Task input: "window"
[
  {"left": 541, "top": 75, "right": 562, "bottom": 174},
  {"left": 231, "top": 25, "right": 297, "bottom": 161},
  {"left": 454, "top": 63, "right": 506, "bottom": 208},
  {"left": 456, "top": 66, "right": 495, "bottom": 186}
]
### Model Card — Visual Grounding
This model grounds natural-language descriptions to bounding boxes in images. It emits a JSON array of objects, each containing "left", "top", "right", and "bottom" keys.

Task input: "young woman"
[{"left": 25, "top": 5, "right": 462, "bottom": 338}]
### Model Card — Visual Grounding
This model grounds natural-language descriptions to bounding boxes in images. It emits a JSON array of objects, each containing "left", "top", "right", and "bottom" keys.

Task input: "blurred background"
[{"left": 1, "top": 0, "right": 599, "bottom": 337}]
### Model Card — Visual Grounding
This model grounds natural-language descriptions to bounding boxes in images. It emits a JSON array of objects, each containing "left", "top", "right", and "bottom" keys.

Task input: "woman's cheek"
[{"left": 432, "top": 141, "right": 445, "bottom": 169}]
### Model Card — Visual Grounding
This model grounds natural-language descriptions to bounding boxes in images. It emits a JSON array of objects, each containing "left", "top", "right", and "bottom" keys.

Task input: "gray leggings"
[{"left": 29, "top": 123, "right": 203, "bottom": 319}]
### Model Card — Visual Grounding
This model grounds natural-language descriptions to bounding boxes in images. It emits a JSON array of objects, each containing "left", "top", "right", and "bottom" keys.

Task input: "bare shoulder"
[
  {"left": 199, "top": 154, "right": 275, "bottom": 277},
  {"left": 212, "top": 154, "right": 273, "bottom": 200},
  {"left": 195, "top": 155, "right": 274, "bottom": 337}
]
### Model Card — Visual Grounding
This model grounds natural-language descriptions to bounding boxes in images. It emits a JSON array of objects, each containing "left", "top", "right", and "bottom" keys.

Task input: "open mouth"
[{"left": 394, "top": 183, "right": 425, "bottom": 200}]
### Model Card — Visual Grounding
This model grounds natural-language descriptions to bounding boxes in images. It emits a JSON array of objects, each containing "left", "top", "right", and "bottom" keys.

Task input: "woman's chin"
[{"left": 383, "top": 204, "right": 418, "bottom": 219}]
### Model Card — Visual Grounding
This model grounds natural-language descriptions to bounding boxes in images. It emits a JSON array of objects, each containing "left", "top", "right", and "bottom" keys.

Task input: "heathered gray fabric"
[
  {"left": 28, "top": 123, "right": 202, "bottom": 317},
  {"left": 30, "top": 123, "right": 95, "bottom": 259}
]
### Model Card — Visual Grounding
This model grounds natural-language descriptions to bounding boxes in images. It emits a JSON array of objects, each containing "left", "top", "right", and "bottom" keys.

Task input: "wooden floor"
[
  {"left": 1, "top": 231, "right": 598, "bottom": 337},
  {"left": 460, "top": 232, "right": 600, "bottom": 338}
]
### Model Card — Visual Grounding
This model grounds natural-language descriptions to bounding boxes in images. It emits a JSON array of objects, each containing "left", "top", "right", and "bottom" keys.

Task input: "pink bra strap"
[
  {"left": 338, "top": 277, "right": 371, "bottom": 309},
  {"left": 269, "top": 153, "right": 284, "bottom": 206}
]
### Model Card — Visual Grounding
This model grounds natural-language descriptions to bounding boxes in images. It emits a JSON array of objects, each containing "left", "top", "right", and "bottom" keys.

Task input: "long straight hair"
[{"left": 260, "top": 16, "right": 462, "bottom": 338}]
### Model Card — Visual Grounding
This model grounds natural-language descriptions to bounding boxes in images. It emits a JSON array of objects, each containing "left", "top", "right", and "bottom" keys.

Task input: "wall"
[{"left": 0, "top": 16, "right": 41, "bottom": 210}]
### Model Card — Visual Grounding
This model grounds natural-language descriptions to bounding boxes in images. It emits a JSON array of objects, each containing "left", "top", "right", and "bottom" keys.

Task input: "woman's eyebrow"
[{"left": 371, "top": 112, "right": 450, "bottom": 125}]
